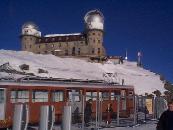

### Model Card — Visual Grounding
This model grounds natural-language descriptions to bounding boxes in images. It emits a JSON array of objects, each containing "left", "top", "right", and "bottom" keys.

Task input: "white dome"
[
  {"left": 22, "top": 22, "right": 41, "bottom": 37},
  {"left": 84, "top": 10, "right": 104, "bottom": 30},
  {"left": 22, "top": 22, "right": 39, "bottom": 30}
]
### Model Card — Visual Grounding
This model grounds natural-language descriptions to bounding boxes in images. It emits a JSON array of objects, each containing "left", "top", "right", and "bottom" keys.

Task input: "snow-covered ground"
[
  {"left": 105, "top": 123, "right": 156, "bottom": 130},
  {"left": 0, "top": 50, "right": 165, "bottom": 95}
]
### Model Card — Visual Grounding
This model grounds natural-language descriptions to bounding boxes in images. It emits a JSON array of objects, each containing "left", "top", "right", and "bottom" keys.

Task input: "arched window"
[
  {"left": 92, "top": 48, "right": 95, "bottom": 54},
  {"left": 65, "top": 50, "right": 68, "bottom": 56},
  {"left": 72, "top": 47, "right": 75, "bottom": 55}
]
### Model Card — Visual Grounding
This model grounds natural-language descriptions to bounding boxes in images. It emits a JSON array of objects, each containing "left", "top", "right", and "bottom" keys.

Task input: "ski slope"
[{"left": 0, "top": 50, "right": 165, "bottom": 95}]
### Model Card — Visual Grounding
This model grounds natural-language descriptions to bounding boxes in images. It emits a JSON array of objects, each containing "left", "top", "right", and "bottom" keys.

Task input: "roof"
[{"left": 36, "top": 33, "right": 86, "bottom": 43}]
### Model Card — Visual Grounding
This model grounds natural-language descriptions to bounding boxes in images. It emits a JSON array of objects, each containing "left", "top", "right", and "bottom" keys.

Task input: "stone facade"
[{"left": 20, "top": 10, "right": 106, "bottom": 57}]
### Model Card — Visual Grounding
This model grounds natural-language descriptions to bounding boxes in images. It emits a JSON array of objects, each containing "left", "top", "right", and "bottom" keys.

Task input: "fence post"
[
  {"left": 133, "top": 95, "right": 137, "bottom": 125},
  {"left": 62, "top": 105, "right": 72, "bottom": 130},
  {"left": 12, "top": 104, "right": 29, "bottom": 130},
  {"left": 117, "top": 96, "right": 120, "bottom": 126},
  {"left": 82, "top": 95, "right": 85, "bottom": 130},
  {"left": 39, "top": 105, "right": 55, "bottom": 130}
]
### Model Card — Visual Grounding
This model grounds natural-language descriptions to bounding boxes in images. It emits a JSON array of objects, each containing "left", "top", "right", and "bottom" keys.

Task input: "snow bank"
[{"left": 0, "top": 50, "right": 165, "bottom": 95}]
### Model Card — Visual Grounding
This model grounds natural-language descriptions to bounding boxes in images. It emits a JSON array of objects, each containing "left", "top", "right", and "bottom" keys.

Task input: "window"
[
  {"left": 45, "top": 51, "right": 47, "bottom": 54},
  {"left": 93, "top": 39, "right": 95, "bottom": 43},
  {"left": 59, "top": 43, "right": 61, "bottom": 47},
  {"left": 86, "top": 92, "right": 97, "bottom": 101},
  {"left": 66, "top": 42, "right": 68, "bottom": 47},
  {"left": 30, "top": 38, "right": 32, "bottom": 41},
  {"left": 98, "top": 40, "right": 101, "bottom": 43},
  {"left": 111, "top": 91, "right": 120, "bottom": 100},
  {"left": 65, "top": 50, "right": 68, "bottom": 56},
  {"left": 0, "top": 89, "right": 4, "bottom": 103},
  {"left": 128, "top": 91, "right": 133, "bottom": 96},
  {"left": 78, "top": 48, "right": 80, "bottom": 55},
  {"left": 32, "top": 90, "right": 48, "bottom": 102},
  {"left": 68, "top": 90, "right": 80, "bottom": 102},
  {"left": 102, "top": 92, "right": 109, "bottom": 100},
  {"left": 121, "top": 90, "right": 126, "bottom": 97},
  {"left": 30, "top": 45, "right": 32, "bottom": 48},
  {"left": 52, "top": 91, "right": 64, "bottom": 102},
  {"left": 52, "top": 38, "right": 55, "bottom": 41},
  {"left": 93, "top": 33, "right": 95, "bottom": 35},
  {"left": 10, "top": 90, "right": 29, "bottom": 103},
  {"left": 92, "top": 48, "right": 95, "bottom": 54},
  {"left": 98, "top": 48, "right": 100, "bottom": 54},
  {"left": 72, "top": 47, "right": 75, "bottom": 55},
  {"left": 39, "top": 45, "right": 41, "bottom": 48}
]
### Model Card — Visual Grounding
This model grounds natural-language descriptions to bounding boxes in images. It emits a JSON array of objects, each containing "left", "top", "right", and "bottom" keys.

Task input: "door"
[{"left": 0, "top": 88, "right": 5, "bottom": 120}]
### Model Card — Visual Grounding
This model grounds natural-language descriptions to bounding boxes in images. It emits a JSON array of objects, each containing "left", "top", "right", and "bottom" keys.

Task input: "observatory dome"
[
  {"left": 22, "top": 22, "right": 39, "bottom": 30},
  {"left": 22, "top": 22, "right": 41, "bottom": 37},
  {"left": 84, "top": 10, "right": 104, "bottom": 30}
]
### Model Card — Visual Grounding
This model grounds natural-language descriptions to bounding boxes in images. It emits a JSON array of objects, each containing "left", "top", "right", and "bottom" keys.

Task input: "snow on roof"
[
  {"left": 45, "top": 33, "right": 82, "bottom": 37},
  {"left": 0, "top": 50, "right": 165, "bottom": 95}
]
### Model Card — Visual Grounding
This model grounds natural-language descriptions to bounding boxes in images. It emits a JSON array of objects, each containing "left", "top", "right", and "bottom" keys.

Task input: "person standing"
[
  {"left": 157, "top": 99, "right": 173, "bottom": 130},
  {"left": 84, "top": 99, "right": 92, "bottom": 126},
  {"left": 106, "top": 103, "right": 113, "bottom": 124}
]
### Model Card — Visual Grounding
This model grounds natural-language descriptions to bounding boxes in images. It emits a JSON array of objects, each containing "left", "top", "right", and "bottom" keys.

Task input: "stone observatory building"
[{"left": 20, "top": 10, "right": 106, "bottom": 58}]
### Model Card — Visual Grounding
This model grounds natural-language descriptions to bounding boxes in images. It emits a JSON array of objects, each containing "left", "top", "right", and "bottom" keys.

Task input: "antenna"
[
  {"left": 125, "top": 49, "right": 128, "bottom": 60},
  {"left": 137, "top": 51, "right": 142, "bottom": 67}
]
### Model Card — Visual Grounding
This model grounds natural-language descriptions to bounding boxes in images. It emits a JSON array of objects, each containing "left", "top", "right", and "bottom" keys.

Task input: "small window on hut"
[
  {"left": 32, "top": 90, "right": 48, "bottom": 102},
  {"left": 10, "top": 90, "right": 29, "bottom": 103},
  {"left": 52, "top": 91, "right": 64, "bottom": 102},
  {"left": 68, "top": 90, "right": 81, "bottom": 102},
  {"left": 86, "top": 92, "right": 97, "bottom": 101},
  {"left": 0, "top": 89, "right": 4, "bottom": 103},
  {"left": 110, "top": 91, "right": 120, "bottom": 100},
  {"left": 102, "top": 92, "right": 109, "bottom": 100}
]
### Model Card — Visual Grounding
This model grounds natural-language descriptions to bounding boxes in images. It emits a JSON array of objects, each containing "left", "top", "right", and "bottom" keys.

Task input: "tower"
[
  {"left": 20, "top": 22, "right": 41, "bottom": 52},
  {"left": 84, "top": 10, "right": 106, "bottom": 57}
]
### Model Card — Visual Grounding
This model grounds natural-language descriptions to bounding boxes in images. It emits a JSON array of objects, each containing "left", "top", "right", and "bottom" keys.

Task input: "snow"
[
  {"left": 0, "top": 50, "right": 165, "bottom": 95},
  {"left": 103, "top": 123, "right": 156, "bottom": 130},
  {"left": 45, "top": 33, "right": 82, "bottom": 37}
]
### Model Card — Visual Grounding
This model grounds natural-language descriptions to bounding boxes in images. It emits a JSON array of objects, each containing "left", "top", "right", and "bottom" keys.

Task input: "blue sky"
[{"left": 0, "top": 0, "right": 173, "bottom": 83}]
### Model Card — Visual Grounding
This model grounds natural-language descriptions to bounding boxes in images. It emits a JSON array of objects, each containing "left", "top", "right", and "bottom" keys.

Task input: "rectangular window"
[
  {"left": 0, "top": 89, "right": 4, "bottom": 103},
  {"left": 32, "top": 90, "right": 48, "bottom": 102},
  {"left": 98, "top": 48, "right": 100, "bottom": 54},
  {"left": 65, "top": 50, "right": 68, "bottom": 56},
  {"left": 52, "top": 91, "right": 64, "bottom": 102},
  {"left": 10, "top": 90, "right": 29, "bottom": 103},
  {"left": 92, "top": 48, "right": 95, "bottom": 54},
  {"left": 110, "top": 91, "right": 120, "bottom": 100},
  {"left": 111, "top": 92, "right": 114, "bottom": 100},
  {"left": 78, "top": 48, "right": 80, "bottom": 55},
  {"left": 86, "top": 92, "right": 97, "bottom": 101},
  {"left": 121, "top": 90, "right": 126, "bottom": 97},
  {"left": 102, "top": 92, "right": 109, "bottom": 100},
  {"left": 68, "top": 90, "right": 80, "bottom": 102}
]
